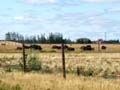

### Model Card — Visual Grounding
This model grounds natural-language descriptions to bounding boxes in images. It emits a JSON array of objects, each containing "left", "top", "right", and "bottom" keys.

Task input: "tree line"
[
  {"left": 5, "top": 32, "right": 120, "bottom": 44},
  {"left": 5, "top": 32, "right": 72, "bottom": 44}
]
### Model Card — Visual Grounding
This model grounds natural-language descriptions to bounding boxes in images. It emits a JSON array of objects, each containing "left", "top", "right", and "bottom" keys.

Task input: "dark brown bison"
[
  {"left": 52, "top": 45, "right": 69, "bottom": 50},
  {"left": 101, "top": 46, "right": 107, "bottom": 50},
  {"left": 80, "top": 46, "right": 85, "bottom": 50},
  {"left": 67, "top": 47, "right": 75, "bottom": 51},
  {"left": 52, "top": 45, "right": 61, "bottom": 49},
  {"left": 16, "top": 47, "right": 22, "bottom": 50},
  {"left": 80, "top": 45, "right": 94, "bottom": 51},
  {"left": 64, "top": 45, "right": 69, "bottom": 49},
  {"left": 30, "top": 45, "right": 42, "bottom": 50},
  {"left": 24, "top": 46, "right": 30, "bottom": 49},
  {"left": 16, "top": 46, "right": 30, "bottom": 50}
]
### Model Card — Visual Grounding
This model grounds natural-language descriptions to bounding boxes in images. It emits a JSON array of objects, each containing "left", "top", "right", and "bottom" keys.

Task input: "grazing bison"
[
  {"left": 24, "top": 46, "right": 30, "bottom": 49},
  {"left": 52, "top": 45, "right": 61, "bottom": 49},
  {"left": 64, "top": 45, "right": 69, "bottom": 49},
  {"left": 80, "top": 46, "right": 85, "bottom": 50},
  {"left": 30, "top": 45, "right": 42, "bottom": 50},
  {"left": 101, "top": 46, "right": 107, "bottom": 50},
  {"left": 80, "top": 45, "right": 94, "bottom": 51},
  {"left": 16, "top": 47, "right": 22, "bottom": 50},
  {"left": 67, "top": 47, "right": 75, "bottom": 51},
  {"left": 52, "top": 45, "right": 69, "bottom": 50},
  {"left": 16, "top": 46, "right": 30, "bottom": 50}
]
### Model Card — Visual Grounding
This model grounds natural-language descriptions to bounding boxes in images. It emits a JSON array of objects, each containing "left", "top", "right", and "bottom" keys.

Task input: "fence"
[{"left": 0, "top": 41, "right": 120, "bottom": 78}]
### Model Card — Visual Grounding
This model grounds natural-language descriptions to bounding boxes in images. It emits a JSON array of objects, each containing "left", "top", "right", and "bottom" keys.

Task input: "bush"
[
  {"left": 4, "top": 66, "right": 12, "bottom": 72},
  {"left": 12, "top": 84, "right": 21, "bottom": 90},
  {"left": 0, "top": 82, "right": 21, "bottom": 90},
  {"left": 102, "top": 68, "right": 115, "bottom": 79},
  {"left": 19, "top": 55, "right": 42, "bottom": 71},
  {"left": 42, "top": 65, "right": 53, "bottom": 73},
  {"left": 83, "top": 68, "right": 94, "bottom": 76},
  {"left": 77, "top": 67, "right": 95, "bottom": 77},
  {"left": 27, "top": 55, "right": 42, "bottom": 71}
]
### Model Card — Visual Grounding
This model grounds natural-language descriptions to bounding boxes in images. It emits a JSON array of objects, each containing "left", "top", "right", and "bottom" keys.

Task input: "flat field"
[
  {"left": 0, "top": 41, "right": 120, "bottom": 90},
  {"left": 0, "top": 72, "right": 120, "bottom": 90},
  {"left": 0, "top": 41, "right": 120, "bottom": 53},
  {"left": 0, "top": 53, "right": 120, "bottom": 90}
]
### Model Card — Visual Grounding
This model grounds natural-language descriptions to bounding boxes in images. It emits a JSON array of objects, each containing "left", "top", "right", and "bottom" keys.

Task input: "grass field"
[
  {"left": 0, "top": 53, "right": 120, "bottom": 77},
  {"left": 0, "top": 53, "right": 120, "bottom": 90},
  {"left": 0, "top": 72, "right": 120, "bottom": 90},
  {"left": 0, "top": 41, "right": 120, "bottom": 90},
  {"left": 0, "top": 41, "right": 120, "bottom": 53}
]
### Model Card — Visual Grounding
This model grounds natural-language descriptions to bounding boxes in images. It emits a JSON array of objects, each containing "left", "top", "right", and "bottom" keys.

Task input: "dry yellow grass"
[
  {"left": 0, "top": 41, "right": 120, "bottom": 90},
  {"left": 0, "top": 53, "right": 120, "bottom": 77},
  {"left": 0, "top": 72, "right": 120, "bottom": 90}
]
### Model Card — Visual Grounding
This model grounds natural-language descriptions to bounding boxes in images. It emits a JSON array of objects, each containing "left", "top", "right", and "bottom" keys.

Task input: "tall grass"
[
  {"left": 0, "top": 72, "right": 120, "bottom": 90},
  {"left": 0, "top": 53, "right": 120, "bottom": 89}
]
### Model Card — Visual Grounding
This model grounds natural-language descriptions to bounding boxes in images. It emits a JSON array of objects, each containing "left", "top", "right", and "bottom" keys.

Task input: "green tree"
[
  {"left": 38, "top": 34, "right": 47, "bottom": 43},
  {"left": 5, "top": 32, "right": 11, "bottom": 41},
  {"left": 76, "top": 38, "right": 92, "bottom": 44}
]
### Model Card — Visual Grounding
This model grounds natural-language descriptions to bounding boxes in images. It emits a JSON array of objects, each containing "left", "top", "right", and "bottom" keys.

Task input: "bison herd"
[
  {"left": 52, "top": 45, "right": 75, "bottom": 51},
  {"left": 16, "top": 45, "right": 42, "bottom": 51},
  {"left": 16, "top": 44, "right": 107, "bottom": 52},
  {"left": 80, "top": 45, "right": 107, "bottom": 51},
  {"left": 80, "top": 45, "right": 94, "bottom": 51}
]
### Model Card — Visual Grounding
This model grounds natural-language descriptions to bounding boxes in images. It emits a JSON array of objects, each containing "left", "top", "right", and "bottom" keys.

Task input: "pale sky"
[{"left": 0, "top": 0, "right": 120, "bottom": 40}]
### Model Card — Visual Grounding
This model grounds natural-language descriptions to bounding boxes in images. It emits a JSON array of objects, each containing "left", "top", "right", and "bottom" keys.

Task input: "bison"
[
  {"left": 24, "top": 46, "right": 30, "bottom": 49},
  {"left": 30, "top": 45, "right": 42, "bottom": 50},
  {"left": 52, "top": 45, "right": 69, "bottom": 50},
  {"left": 67, "top": 47, "right": 75, "bottom": 51},
  {"left": 16, "top": 46, "right": 30, "bottom": 50},
  {"left": 64, "top": 45, "right": 69, "bottom": 49},
  {"left": 80, "top": 45, "right": 94, "bottom": 51},
  {"left": 16, "top": 47, "right": 22, "bottom": 50},
  {"left": 101, "top": 46, "right": 107, "bottom": 50},
  {"left": 52, "top": 45, "right": 61, "bottom": 50}
]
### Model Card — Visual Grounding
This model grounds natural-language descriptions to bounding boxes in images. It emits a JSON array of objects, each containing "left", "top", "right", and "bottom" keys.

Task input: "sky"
[{"left": 0, "top": 0, "right": 120, "bottom": 40}]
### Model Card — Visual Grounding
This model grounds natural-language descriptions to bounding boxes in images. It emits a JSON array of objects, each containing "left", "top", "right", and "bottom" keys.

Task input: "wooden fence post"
[
  {"left": 77, "top": 67, "right": 80, "bottom": 76},
  {"left": 61, "top": 40, "right": 66, "bottom": 79},
  {"left": 22, "top": 42, "right": 27, "bottom": 72},
  {"left": 98, "top": 40, "right": 101, "bottom": 52}
]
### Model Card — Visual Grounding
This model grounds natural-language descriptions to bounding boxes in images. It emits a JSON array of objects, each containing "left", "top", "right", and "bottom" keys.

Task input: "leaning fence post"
[
  {"left": 98, "top": 40, "right": 101, "bottom": 52},
  {"left": 77, "top": 67, "right": 80, "bottom": 76},
  {"left": 61, "top": 40, "right": 66, "bottom": 79},
  {"left": 22, "top": 42, "right": 27, "bottom": 72}
]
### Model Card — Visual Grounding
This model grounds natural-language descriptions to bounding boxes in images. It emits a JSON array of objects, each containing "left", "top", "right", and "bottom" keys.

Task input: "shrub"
[
  {"left": 4, "top": 66, "right": 12, "bottom": 72},
  {"left": 102, "top": 68, "right": 115, "bottom": 79},
  {"left": 27, "top": 55, "right": 42, "bottom": 71},
  {"left": 12, "top": 84, "right": 21, "bottom": 90},
  {"left": 83, "top": 68, "right": 94, "bottom": 76},
  {"left": 0, "top": 82, "right": 21, "bottom": 90},
  {"left": 19, "top": 55, "right": 42, "bottom": 71},
  {"left": 42, "top": 65, "right": 52, "bottom": 73}
]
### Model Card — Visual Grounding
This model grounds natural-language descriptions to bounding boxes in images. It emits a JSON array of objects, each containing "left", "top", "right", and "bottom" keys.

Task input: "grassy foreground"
[
  {"left": 0, "top": 43, "right": 120, "bottom": 90},
  {"left": 0, "top": 72, "right": 120, "bottom": 90},
  {"left": 0, "top": 53, "right": 120, "bottom": 78}
]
